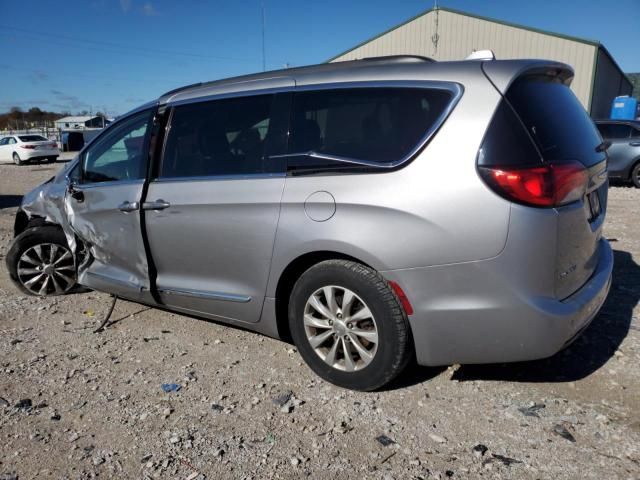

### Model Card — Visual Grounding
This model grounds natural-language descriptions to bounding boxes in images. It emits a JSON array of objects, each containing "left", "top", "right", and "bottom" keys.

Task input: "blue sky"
[{"left": 1, "top": 0, "right": 639, "bottom": 116}]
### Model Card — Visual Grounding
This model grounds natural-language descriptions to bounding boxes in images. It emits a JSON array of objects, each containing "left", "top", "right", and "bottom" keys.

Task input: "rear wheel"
[
  {"left": 12, "top": 152, "right": 23, "bottom": 165},
  {"left": 631, "top": 162, "right": 640, "bottom": 188},
  {"left": 288, "top": 259, "right": 412, "bottom": 391},
  {"left": 6, "top": 226, "right": 77, "bottom": 296}
]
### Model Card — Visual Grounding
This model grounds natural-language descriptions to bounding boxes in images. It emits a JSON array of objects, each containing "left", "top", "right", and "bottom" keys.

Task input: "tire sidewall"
[
  {"left": 632, "top": 163, "right": 640, "bottom": 188},
  {"left": 289, "top": 262, "right": 407, "bottom": 391},
  {"left": 6, "top": 226, "right": 75, "bottom": 296},
  {"left": 13, "top": 153, "right": 22, "bottom": 165}
]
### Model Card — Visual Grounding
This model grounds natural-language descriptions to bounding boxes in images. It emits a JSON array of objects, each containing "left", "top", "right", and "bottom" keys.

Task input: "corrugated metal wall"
[
  {"left": 331, "top": 9, "right": 597, "bottom": 109},
  {"left": 591, "top": 48, "right": 634, "bottom": 119}
]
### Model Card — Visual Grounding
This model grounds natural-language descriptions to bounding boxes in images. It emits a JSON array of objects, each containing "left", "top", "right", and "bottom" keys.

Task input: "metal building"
[{"left": 329, "top": 7, "right": 633, "bottom": 118}]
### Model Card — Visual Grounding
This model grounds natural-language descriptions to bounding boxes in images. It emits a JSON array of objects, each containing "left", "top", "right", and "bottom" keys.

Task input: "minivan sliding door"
[{"left": 144, "top": 92, "right": 291, "bottom": 323}]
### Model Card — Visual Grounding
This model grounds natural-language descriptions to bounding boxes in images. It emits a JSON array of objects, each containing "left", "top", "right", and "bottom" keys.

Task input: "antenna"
[{"left": 261, "top": 1, "right": 266, "bottom": 72}]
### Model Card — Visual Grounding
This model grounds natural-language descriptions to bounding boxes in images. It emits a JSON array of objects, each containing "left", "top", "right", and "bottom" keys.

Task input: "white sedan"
[{"left": 0, "top": 135, "right": 60, "bottom": 165}]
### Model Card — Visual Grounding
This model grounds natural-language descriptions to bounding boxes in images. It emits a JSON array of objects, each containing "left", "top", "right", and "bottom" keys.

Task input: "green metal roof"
[{"left": 326, "top": 6, "right": 601, "bottom": 63}]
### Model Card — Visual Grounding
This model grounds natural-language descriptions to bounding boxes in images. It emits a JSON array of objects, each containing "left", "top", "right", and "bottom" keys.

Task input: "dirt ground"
[{"left": 0, "top": 157, "right": 638, "bottom": 480}]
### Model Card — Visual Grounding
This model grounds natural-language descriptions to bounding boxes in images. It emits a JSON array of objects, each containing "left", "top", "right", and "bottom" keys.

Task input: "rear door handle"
[
  {"left": 118, "top": 201, "right": 139, "bottom": 212},
  {"left": 630, "top": 142, "right": 640, "bottom": 147},
  {"left": 142, "top": 199, "right": 171, "bottom": 210}
]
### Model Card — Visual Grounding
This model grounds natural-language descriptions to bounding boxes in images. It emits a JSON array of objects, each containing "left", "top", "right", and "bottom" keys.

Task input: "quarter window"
[
  {"left": 289, "top": 88, "right": 454, "bottom": 165},
  {"left": 82, "top": 110, "right": 152, "bottom": 183},
  {"left": 160, "top": 94, "right": 275, "bottom": 178}
]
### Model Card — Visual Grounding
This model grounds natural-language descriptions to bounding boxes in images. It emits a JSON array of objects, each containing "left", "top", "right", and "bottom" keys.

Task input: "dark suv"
[{"left": 596, "top": 120, "right": 640, "bottom": 188}]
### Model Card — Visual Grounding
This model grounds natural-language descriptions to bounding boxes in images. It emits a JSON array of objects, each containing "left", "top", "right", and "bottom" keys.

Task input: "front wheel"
[
  {"left": 288, "top": 260, "right": 413, "bottom": 391},
  {"left": 631, "top": 162, "right": 640, "bottom": 189},
  {"left": 6, "top": 226, "right": 77, "bottom": 296},
  {"left": 12, "top": 152, "right": 24, "bottom": 165}
]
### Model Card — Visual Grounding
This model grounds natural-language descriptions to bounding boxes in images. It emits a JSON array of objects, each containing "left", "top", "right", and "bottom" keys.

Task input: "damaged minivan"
[{"left": 6, "top": 56, "right": 613, "bottom": 391}]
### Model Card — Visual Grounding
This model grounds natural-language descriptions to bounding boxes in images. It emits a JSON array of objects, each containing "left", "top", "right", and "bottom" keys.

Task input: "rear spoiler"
[{"left": 481, "top": 60, "right": 574, "bottom": 95}]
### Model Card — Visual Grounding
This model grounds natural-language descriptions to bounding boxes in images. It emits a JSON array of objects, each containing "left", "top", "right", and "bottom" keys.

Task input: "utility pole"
[{"left": 261, "top": 1, "right": 266, "bottom": 72}]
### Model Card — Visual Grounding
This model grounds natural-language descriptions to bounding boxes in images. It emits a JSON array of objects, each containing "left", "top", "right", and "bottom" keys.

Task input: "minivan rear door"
[
  {"left": 144, "top": 90, "right": 292, "bottom": 323},
  {"left": 484, "top": 65, "right": 608, "bottom": 298}
]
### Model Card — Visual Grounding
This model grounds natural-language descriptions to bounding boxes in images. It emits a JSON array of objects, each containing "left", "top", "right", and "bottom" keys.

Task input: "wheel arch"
[
  {"left": 14, "top": 212, "right": 58, "bottom": 237},
  {"left": 273, "top": 251, "right": 374, "bottom": 341},
  {"left": 627, "top": 156, "right": 640, "bottom": 182}
]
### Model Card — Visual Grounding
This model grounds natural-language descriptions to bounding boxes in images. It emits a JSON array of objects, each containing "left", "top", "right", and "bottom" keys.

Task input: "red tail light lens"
[
  {"left": 479, "top": 161, "right": 588, "bottom": 207},
  {"left": 49, "top": 143, "right": 58, "bottom": 148},
  {"left": 20, "top": 144, "right": 36, "bottom": 149}
]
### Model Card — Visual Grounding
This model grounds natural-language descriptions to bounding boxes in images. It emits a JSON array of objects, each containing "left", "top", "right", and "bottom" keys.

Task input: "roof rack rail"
[
  {"left": 359, "top": 55, "right": 436, "bottom": 63},
  {"left": 161, "top": 81, "right": 204, "bottom": 98}
]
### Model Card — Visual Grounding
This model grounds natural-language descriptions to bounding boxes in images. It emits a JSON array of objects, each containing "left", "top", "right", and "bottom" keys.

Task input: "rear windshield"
[
  {"left": 19, "top": 135, "right": 48, "bottom": 142},
  {"left": 506, "top": 76, "right": 605, "bottom": 168}
]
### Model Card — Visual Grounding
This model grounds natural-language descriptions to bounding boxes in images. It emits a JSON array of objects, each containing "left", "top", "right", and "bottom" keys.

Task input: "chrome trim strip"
[
  {"left": 158, "top": 287, "right": 251, "bottom": 303},
  {"left": 152, "top": 172, "right": 286, "bottom": 183}
]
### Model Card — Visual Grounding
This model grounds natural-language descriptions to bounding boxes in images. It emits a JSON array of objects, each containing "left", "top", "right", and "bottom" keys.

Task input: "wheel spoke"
[
  {"left": 324, "top": 337, "right": 339, "bottom": 366},
  {"left": 304, "top": 314, "right": 331, "bottom": 329},
  {"left": 50, "top": 274, "right": 64, "bottom": 294},
  {"left": 349, "top": 305, "right": 373, "bottom": 322},
  {"left": 33, "top": 245, "right": 44, "bottom": 263},
  {"left": 49, "top": 244, "right": 58, "bottom": 263},
  {"left": 38, "top": 276, "right": 50, "bottom": 295},
  {"left": 19, "top": 254, "right": 40, "bottom": 266},
  {"left": 348, "top": 333, "right": 374, "bottom": 363},
  {"left": 341, "top": 289, "right": 355, "bottom": 317},
  {"left": 323, "top": 286, "right": 338, "bottom": 315},
  {"left": 350, "top": 328, "right": 378, "bottom": 344},
  {"left": 18, "top": 268, "right": 41, "bottom": 276},
  {"left": 342, "top": 338, "right": 356, "bottom": 371},
  {"left": 53, "top": 250, "right": 72, "bottom": 265},
  {"left": 53, "top": 270, "right": 74, "bottom": 285},
  {"left": 308, "top": 294, "right": 333, "bottom": 320},
  {"left": 24, "top": 273, "right": 44, "bottom": 287},
  {"left": 308, "top": 329, "right": 334, "bottom": 348}
]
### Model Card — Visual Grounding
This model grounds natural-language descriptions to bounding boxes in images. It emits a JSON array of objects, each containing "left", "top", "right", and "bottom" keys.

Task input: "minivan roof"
[{"left": 158, "top": 57, "right": 572, "bottom": 106}]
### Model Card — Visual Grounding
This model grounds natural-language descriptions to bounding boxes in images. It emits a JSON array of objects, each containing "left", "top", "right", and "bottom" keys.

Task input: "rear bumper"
[
  {"left": 21, "top": 149, "right": 59, "bottom": 160},
  {"left": 384, "top": 238, "right": 613, "bottom": 366}
]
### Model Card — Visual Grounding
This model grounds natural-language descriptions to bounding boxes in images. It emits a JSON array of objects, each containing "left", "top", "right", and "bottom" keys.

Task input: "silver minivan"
[{"left": 6, "top": 56, "right": 613, "bottom": 390}]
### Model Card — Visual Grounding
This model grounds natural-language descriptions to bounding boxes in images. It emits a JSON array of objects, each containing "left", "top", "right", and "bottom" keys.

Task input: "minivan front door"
[
  {"left": 66, "top": 109, "right": 155, "bottom": 302},
  {"left": 144, "top": 92, "right": 290, "bottom": 323}
]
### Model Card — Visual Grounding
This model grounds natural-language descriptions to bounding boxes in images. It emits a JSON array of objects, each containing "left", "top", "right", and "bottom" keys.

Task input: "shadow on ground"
[
  {"left": 0, "top": 195, "right": 23, "bottom": 209},
  {"left": 388, "top": 248, "right": 638, "bottom": 389}
]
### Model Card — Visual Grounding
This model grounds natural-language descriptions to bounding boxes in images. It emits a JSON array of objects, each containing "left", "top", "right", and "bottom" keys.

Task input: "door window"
[
  {"left": 7, "top": 137, "right": 16, "bottom": 145},
  {"left": 82, "top": 110, "right": 152, "bottom": 183},
  {"left": 160, "top": 94, "right": 275, "bottom": 178},
  {"left": 0, "top": 138, "right": 7, "bottom": 145},
  {"left": 289, "top": 87, "right": 454, "bottom": 165}
]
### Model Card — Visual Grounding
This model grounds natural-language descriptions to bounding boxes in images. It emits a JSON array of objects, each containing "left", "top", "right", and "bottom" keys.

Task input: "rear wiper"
[{"left": 595, "top": 141, "right": 611, "bottom": 153}]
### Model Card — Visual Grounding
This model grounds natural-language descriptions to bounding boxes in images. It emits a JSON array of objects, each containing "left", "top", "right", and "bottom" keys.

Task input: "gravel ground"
[{"left": 0, "top": 157, "right": 638, "bottom": 480}]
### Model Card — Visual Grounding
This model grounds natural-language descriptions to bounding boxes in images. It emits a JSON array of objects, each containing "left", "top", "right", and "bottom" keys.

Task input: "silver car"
[{"left": 6, "top": 56, "right": 613, "bottom": 391}]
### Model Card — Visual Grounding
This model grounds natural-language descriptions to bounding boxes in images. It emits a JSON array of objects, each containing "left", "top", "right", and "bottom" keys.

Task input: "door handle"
[
  {"left": 142, "top": 199, "right": 171, "bottom": 210},
  {"left": 118, "top": 201, "right": 139, "bottom": 212},
  {"left": 630, "top": 142, "right": 640, "bottom": 147}
]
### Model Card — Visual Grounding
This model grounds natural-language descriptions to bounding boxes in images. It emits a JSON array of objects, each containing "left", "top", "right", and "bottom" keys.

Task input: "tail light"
[
  {"left": 478, "top": 160, "right": 588, "bottom": 207},
  {"left": 49, "top": 143, "right": 58, "bottom": 148},
  {"left": 20, "top": 144, "right": 36, "bottom": 149}
]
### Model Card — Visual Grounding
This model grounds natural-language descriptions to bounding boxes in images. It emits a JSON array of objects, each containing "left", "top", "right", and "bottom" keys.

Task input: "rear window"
[
  {"left": 597, "top": 123, "right": 632, "bottom": 139},
  {"left": 19, "top": 135, "right": 48, "bottom": 142},
  {"left": 289, "top": 87, "right": 453, "bottom": 165},
  {"left": 506, "top": 76, "right": 605, "bottom": 167}
]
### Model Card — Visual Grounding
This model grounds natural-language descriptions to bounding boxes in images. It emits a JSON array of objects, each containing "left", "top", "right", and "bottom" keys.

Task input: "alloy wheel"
[
  {"left": 303, "top": 285, "right": 379, "bottom": 372},
  {"left": 17, "top": 243, "right": 76, "bottom": 296}
]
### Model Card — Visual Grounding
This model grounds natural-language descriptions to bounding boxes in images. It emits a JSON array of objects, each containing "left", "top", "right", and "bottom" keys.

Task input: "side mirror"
[{"left": 65, "top": 175, "right": 84, "bottom": 203}]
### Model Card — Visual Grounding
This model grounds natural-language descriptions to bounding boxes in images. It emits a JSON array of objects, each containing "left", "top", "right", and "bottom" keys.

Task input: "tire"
[
  {"left": 12, "top": 152, "right": 23, "bottom": 165},
  {"left": 631, "top": 162, "right": 640, "bottom": 189},
  {"left": 288, "top": 259, "right": 412, "bottom": 391},
  {"left": 47, "top": 156, "right": 57, "bottom": 164},
  {"left": 6, "top": 226, "right": 77, "bottom": 296}
]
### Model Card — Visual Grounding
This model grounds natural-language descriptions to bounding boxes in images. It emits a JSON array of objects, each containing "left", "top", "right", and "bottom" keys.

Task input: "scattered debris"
[
  {"left": 472, "top": 444, "right": 488, "bottom": 457},
  {"left": 486, "top": 453, "right": 523, "bottom": 466},
  {"left": 376, "top": 435, "right": 395, "bottom": 447},
  {"left": 518, "top": 403, "right": 546, "bottom": 418},
  {"left": 161, "top": 383, "right": 181, "bottom": 393},
  {"left": 14, "top": 399, "right": 32, "bottom": 409},
  {"left": 552, "top": 424, "right": 577, "bottom": 443},
  {"left": 429, "top": 433, "right": 447, "bottom": 444},
  {"left": 272, "top": 391, "right": 293, "bottom": 407}
]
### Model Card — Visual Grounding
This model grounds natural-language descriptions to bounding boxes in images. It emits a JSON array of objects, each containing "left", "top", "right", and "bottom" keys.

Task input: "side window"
[
  {"left": 160, "top": 94, "right": 274, "bottom": 178},
  {"left": 8, "top": 137, "right": 16, "bottom": 145},
  {"left": 82, "top": 110, "right": 152, "bottom": 183},
  {"left": 0, "top": 138, "right": 7, "bottom": 146},
  {"left": 289, "top": 87, "right": 453, "bottom": 164}
]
